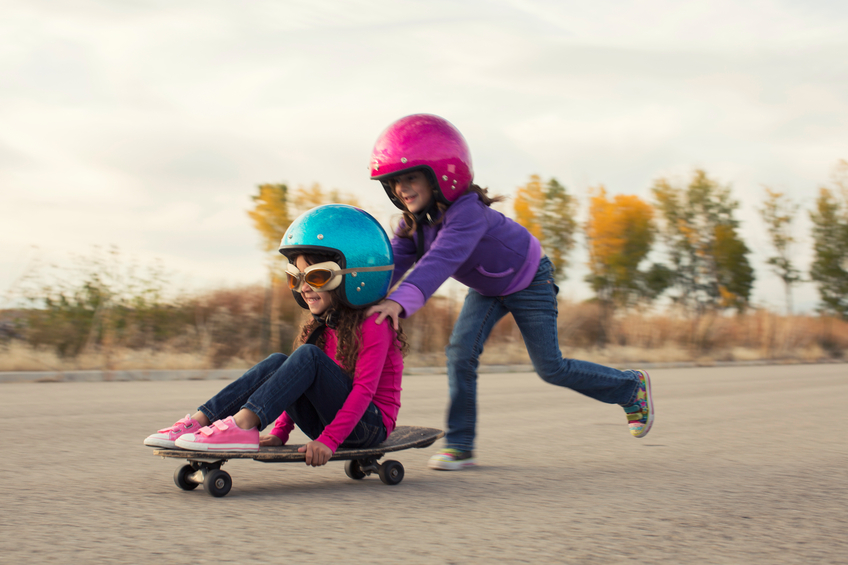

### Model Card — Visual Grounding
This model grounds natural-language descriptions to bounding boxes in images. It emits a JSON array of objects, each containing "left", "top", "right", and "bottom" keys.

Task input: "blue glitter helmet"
[{"left": 279, "top": 204, "right": 394, "bottom": 309}]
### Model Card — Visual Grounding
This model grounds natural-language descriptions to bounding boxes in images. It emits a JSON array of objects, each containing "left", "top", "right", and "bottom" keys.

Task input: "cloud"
[{"left": 1, "top": 0, "right": 847, "bottom": 312}]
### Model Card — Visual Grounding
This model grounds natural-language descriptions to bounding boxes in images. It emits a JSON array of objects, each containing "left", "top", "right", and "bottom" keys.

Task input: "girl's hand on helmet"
[
  {"left": 366, "top": 300, "right": 403, "bottom": 331},
  {"left": 298, "top": 440, "right": 332, "bottom": 466},
  {"left": 259, "top": 434, "right": 283, "bottom": 447}
]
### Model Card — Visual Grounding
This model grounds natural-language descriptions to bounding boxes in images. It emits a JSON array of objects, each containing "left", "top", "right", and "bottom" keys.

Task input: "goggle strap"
[{"left": 333, "top": 264, "right": 394, "bottom": 275}]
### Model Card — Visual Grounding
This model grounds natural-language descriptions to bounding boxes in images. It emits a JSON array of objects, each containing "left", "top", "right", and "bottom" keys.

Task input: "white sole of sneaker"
[
  {"left": 174, "top": 438, "right": 259, "bottom": 452},
  {"left": 636, "top": 369, "right": 654, "bottom": 438},
  {"left": 428, "top": 459, "right": 476, "bottom": 471},
  {"left": 143, "top": 436, "right": 177, "bottom": 448}
]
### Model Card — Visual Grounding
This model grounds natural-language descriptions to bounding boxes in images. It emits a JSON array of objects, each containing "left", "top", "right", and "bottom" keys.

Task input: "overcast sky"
[{"left": 2, "top": 0, "right": 847, "bottom": 312}]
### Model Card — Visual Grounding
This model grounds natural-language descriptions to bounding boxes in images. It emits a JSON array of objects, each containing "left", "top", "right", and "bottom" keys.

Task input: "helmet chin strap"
[
  {"left": 413, "top": 199, "right": 440, "bottom": 262},
  {"left": 413, "top": 197, "right": 440, "bottom": 226},
  {"left": 311, "top": 309, "right": 338, "bottom": 329},
  {"left": 305, "top": 309, "right": 338, "bottom": 346}
]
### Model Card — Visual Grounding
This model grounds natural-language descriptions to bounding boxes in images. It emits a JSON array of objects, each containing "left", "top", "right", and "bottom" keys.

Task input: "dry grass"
[
  {"left": 0, "top": 341, "right": 255, "bottom": 372},
  {"left": 402, "top": 301, "right": 848, "bottom": 368},
  {"left": 2, "top": 294, "right": 846, "bottom": 371}
]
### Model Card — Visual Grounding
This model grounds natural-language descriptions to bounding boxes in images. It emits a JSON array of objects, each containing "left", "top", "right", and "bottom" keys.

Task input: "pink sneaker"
[
  {"left": 144, "top": 414, "right": 204, "bottom": 448},
  {"left": 174, "top": 416, "right": 260, "bottom": 452}
]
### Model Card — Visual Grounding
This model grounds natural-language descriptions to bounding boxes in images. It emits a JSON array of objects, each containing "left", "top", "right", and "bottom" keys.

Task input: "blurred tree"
[
  {"left": 247, "top": 183, "right": 291, "bottom": 354},
  {"left": 809, "top": 160, "right": 848, "bottom": 319},
  {"left": 652, "top": 169, "right": 754, "bottom": 314},
  {"left": 585, "top": 186, "right": 669, "bottom": 307},
  {"left": 514, "top": 174, "right": 545, "bottom": 241},
  {"left": 291, "top": 183, "right": 360, "bottom": 218},
  {"left": 247, "top": 183, "right": 291, "bottom": 254},
  {"left": 19, "top": 246, "right": 172, "bottom": 361},
  {"left": 758, "top": 188, "right": 802, "bottom": 314},
  {"left": 584, "top": 187, "right": 670, "bottom": 344},
  {"left": 514, "top": 175, "right": 577, "bottom": 280}
]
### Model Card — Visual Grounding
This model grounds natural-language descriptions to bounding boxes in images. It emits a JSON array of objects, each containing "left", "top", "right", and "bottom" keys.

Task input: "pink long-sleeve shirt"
[{"left": 269, "top": 314, "right": 404, "bottom": 452}]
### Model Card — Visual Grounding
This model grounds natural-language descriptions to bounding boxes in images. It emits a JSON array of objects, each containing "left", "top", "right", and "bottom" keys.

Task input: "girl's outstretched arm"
[{"left": 365, "top": 299, "right": 403, "bottom": 330}]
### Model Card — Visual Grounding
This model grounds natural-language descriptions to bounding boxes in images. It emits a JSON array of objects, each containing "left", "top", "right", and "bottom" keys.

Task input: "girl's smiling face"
[
  {"left": 390, "top": 171, "right": 434, "bottom": 214},
  {"left": 296, "top": 255, "right": 334, "bottom": 316}
]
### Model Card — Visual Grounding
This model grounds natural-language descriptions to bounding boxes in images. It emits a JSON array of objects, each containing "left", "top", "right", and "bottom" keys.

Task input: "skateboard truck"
[
  {"left": 343, "top": 454, "right": 404, "bottom": 486},
  {"left": 174, "top": 460, "right": 233, "bottom": 497}
]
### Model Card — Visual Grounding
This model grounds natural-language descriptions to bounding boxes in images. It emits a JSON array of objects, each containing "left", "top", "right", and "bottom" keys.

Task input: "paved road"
[{"left": 1, "top": 365, "right": 845, "bottom": 564}]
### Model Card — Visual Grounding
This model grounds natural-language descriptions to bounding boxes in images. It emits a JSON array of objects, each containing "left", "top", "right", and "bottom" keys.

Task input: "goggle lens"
[{"left": 304, "top": 269, "right": 333, "bottom": 287}]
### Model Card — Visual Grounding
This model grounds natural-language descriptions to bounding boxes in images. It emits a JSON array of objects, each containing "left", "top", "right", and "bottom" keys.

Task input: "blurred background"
[{"left": 2, "top": 0, "right": 847, "bottom": 371}]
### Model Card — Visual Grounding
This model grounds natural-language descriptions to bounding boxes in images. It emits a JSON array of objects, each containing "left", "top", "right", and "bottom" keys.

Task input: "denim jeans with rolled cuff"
[
  {"left": 444, "top": 256, "right": 640, "bottom": 451},
  {"left": 198, "top": 344, "right": 386, "bottom": 448}
]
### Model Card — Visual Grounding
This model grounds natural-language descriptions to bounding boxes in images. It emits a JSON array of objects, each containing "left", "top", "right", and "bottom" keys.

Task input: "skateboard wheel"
[
  {"left": 174, "top": 464, "right": 200, "bottom": 491},
  {"left": 378, "top": 460, "right": 404, "bottom": 485},
  {"left": 344, "top": 459, "right": 367, "bottom": 480},
  {"left": 203, "top": 469, "right": 232, "bottom": 498}
]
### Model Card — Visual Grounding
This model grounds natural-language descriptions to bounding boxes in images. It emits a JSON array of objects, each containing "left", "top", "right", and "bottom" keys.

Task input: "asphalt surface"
[{"left": 1, "top": 364, "right": 845, "bottom": 564}]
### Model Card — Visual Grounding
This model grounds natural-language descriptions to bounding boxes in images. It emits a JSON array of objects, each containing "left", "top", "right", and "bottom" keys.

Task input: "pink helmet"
[{"left": 370, "top": 114, "right": 474, "bottom": 209}]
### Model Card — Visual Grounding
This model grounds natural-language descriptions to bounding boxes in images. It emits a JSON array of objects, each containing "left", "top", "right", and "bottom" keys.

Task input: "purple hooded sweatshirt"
[{"left": 388, "top": 192, "right": 543, "bottom": 317}]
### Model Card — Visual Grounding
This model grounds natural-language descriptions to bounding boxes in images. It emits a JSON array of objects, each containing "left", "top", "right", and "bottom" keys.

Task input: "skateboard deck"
[{"left": 153, "top": 425, "right": 443, "bottom": 497}]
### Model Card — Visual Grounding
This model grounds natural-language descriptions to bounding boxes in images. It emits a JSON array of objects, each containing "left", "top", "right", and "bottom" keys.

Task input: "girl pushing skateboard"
[
  {"left": 365, "top": 114, "right": 655, "bottom": 470},
  {"left": 145, "top": 205, "right": 407, "bottom": 467}
]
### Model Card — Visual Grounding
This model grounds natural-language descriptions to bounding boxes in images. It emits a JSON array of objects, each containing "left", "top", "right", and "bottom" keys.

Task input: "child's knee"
[
  {"left": 446, "top": 342, "right": 479, "bottom": 368},
  {"left": 534, "top": 360, "right": 564, "bottom": 384},
  {"left": 291, "top": 344, "right": 321, "bottom": 361},
  {"left": 537, "top": 370, "right": 558, "bottom": 384},
  {"left": 260, "top": 352, "right": 288, "bottom": 369}
]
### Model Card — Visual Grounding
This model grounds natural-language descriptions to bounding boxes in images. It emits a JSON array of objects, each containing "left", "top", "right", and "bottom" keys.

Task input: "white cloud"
[{"left": 1, "top": 0, "right": 847, "bottom": 313}]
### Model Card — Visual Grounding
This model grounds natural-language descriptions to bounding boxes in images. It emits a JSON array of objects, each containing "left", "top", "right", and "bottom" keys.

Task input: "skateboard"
[{"left": 152, "top": 425, "right": 444, "bottom": 497}]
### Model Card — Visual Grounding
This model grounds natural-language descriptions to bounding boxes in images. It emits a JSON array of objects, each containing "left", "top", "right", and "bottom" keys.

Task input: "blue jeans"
[
  {"left": 444, "top": 256, "right": 640, "bottom": 451},
  {"left": 198, "top": 344, "right": 386, "bottom": 448}
]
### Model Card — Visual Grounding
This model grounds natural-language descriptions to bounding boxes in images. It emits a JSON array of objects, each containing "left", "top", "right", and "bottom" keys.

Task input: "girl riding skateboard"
[{"left": 145, "top": 204, "right": 408, "bottom": 467}]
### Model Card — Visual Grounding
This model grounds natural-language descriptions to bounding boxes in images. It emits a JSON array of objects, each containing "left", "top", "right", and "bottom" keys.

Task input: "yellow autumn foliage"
[
  {"left": 585, "top": 186, "right": 655, "bottom": 305},
  {"left": 247, "top": 183, "right": 291, "bottom": 253},
  {"left": 291, "top": 183, "right": 359, "bottom": 218},
  {"left": 513, "top": 174, "right": 545, "bottom": 241},
  {"left": 513, "top": 174, "right": 577, "bottom": 278}
]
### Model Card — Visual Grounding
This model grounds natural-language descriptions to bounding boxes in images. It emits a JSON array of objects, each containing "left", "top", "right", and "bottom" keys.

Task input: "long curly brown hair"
[
  {"left": 395, "top": 180, "right": 505, "bottom": 239},
  {"left": 291, "top": 252, "right": 409, "bottom": 377}
]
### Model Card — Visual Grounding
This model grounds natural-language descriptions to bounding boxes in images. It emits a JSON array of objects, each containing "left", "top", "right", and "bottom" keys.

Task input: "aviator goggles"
[{"left": 286, "top": 261, "right": 393, "bottom": 293}]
